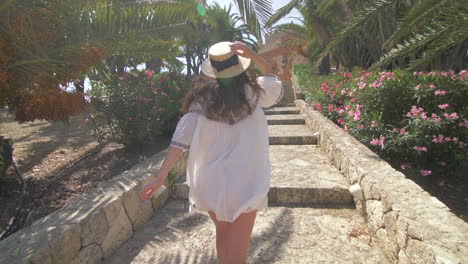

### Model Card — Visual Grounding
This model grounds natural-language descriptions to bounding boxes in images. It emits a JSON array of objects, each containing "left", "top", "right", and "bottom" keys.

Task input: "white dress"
[{"left": 170, "top": 74, "right": 283, "bottom": 222}]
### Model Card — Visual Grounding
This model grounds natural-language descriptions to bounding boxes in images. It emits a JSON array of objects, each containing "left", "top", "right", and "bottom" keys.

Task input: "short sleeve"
[
  {"left": 170, "top": 112, "right": 199, "bottom": 151},
  {"left": 256, "top": 74, "right": 283, "bottom": 108}
]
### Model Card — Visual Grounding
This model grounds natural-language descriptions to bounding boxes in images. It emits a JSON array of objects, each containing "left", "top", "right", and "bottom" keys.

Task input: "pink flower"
[
  {"left": 341, "top": 89, "right": 348, "bottom": 95},
  {"left": 338, "top": 109, "right": 345, "bottom": 115},
  {"left": 453, "top": 137, "right": 459, "bottom": 143},
  {"left": 392, "top": 128, "right": 399, "bottom": 133},
  {"left": 434, "top": 90, "right": 446, "bottom": 96},
  {"left": 158, "top": 107, "right": 164, "bottom": 112},
  {"left": 401, "top": 163, "right": 412, "bottom": 170},
  {"left": 354, "top": 115, "right": 361, "bottom": 121},
  {"left": 449, "top": 112, "right": 459, "bottom": 120},
  {"left": 344, "top": 125, "right": 349, "bottom": 132},
  {"left": 348, "top": 110, "right": 355, "bottom": 117},
  {"left": 438, "top": 104, "right": 449, "bottom": 109},
  {"left": 370, "top": 139, "right": 379, "bottom": 146},
  {"left": 337, "top": 118, "right": 345, "bottom": 125},
  {"left": 358, "top": 82, "right": 367, "bottom": 90},
  {"left": 459, "top": 120, "right": 468, "bottom": 127},
  {"left": 314, "top": 103, "right": 323, "bottom": 111},
  {"left": 438, "top": 162, "right": 447, "bottom": 166},
  {"left": 358, "top": 124, "right": 365, "bottom": 129},
  {"left": 350, "top": 98, "right": 356, "bottom": 103},
  {"left": 371, "top": 121, "right": 379, "bottom": 127},
  {"left": 432, "top": 135, "right": 445, "bottom": 143},
  {"left": 420, "top": 170, "right": 432, "bottom": 176},
  {"left": 328, "top": 104, "right": 334, "bottom": 112},
  {"left": 414, "top": 85, "right": 421, "bottom": 90},
  {"left": 407, "top": 105, "right": 425, "bottom": 117},
  {"left": 400, "top": 128, "right": 406, "bottom": 135},
  {"left": 379, "top": 136, "right": 386, "bottom": 146},
  {"left": 429, "top": 84, "right": 436, "bottom": 89},
  {"left": 414, "top": 146, "right": 428, "bottom": 152}
]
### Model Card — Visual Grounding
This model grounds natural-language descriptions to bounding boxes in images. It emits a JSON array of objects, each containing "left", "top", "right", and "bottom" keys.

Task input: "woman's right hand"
[
  {"left": 229, "top": 41, "right": 256, "bottom": 60},
  {"left": 140, "top": 174, "right": 166, "bottom": 201}
]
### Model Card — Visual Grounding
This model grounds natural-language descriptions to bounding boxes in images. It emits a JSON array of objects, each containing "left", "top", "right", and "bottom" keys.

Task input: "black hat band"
[{"left": 210, "top": 54, "right": 239, "bottom": 72}]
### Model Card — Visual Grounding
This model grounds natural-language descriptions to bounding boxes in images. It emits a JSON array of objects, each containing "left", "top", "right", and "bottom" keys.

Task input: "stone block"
[
  {"left": 347, "top": 163, "right": 366, "bottom": 185},
  {"left": 122, "top": 184, "right": 154, "bottom": 231},
  {"left": 48, "top": 223, "right": 81, "bottom": 264},
  {"left": 366, "top": 200, "right": 384, "bottom": 233},
  {"left": 276, "top": 187, "right": 301, "bottom": 204},
  {"left": 172, "top": 182, "right": 189, "bottom": 199},
  {"left": 100, "top": 197, "right": 133, "bottom": 258},
  {"left": 398, "top": 250, "right": 410, "bottom": 264},
  {"left": 80, "top": 208, "right": 108, "bottom": 247},
  {"left": 71, "top": 244, "right": 103, "bottom": 264},
  {"left": 267, "top": 187, "right": 277, "bottom": 203},
  {"left": 318, "top": 187, "right": 353, "bottom": 205},
  {"left": 361, "top": 175, "right": 381, "bottom": 200},
  {"left": 375, "top": 228, "right": 398, "bottom": 262},
  {"left": 300, "top": 187, "right": 319, "bottom": 204},
  {"left": 383, "top": 211, "right": 398, "bottom": 243},
  {"left": 405, "top": 239, "right": 435, "bottom": 264}
]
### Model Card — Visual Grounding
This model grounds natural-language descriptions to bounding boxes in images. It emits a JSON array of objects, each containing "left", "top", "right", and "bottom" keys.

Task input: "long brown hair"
[{"left": 182, "top": 70, "right": 263, "bottom": 124}]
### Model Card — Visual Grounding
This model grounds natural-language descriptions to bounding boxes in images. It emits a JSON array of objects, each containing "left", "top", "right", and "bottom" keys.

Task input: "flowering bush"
[
  {"left": 87, "top": 70, "right": 190, "bottom": 148},
  {"left": 295, "top": 66, "right": 468, "bottom": 179}
]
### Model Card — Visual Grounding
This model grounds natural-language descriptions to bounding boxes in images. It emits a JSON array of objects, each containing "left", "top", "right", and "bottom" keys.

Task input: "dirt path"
[{"left": 0, "top": 110, "right": 169, "bottom": 232}]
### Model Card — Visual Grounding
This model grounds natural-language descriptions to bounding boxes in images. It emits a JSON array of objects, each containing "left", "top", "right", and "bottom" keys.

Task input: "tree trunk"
[{"left": 146, "top": 57, "right": 162, "bottom": 73}]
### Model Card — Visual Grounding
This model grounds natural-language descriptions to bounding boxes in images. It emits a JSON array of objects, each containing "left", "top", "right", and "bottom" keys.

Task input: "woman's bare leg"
[
  {"left": 225, "top": 210, "right": 257, "bottom": 264},
  {"left": 208, "top": 211, "right": 229, "bottom": 263}
]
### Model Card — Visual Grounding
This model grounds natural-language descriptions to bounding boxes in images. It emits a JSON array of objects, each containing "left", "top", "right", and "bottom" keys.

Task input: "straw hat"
[{"left": 201, "top": 41, "right": 251, "bottom": 79}]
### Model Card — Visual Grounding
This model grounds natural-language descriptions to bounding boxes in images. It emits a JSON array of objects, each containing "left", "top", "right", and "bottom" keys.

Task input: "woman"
[{"left": 140, "top": 41, "right": 282, "bottom": 264}]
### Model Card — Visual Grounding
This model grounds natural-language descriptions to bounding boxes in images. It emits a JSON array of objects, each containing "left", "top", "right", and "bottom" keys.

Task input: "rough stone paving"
[{"left": 106, "top": 105, "right": 388, "bottom": 263}]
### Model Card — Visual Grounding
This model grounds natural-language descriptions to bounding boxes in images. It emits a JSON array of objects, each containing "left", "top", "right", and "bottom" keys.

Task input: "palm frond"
[
  {"left": 264, "top": 0, "right": 302, "bottom": 28},
  {"left": 271, "top": 22, "right": 307, "bottom": 37},
  {"left": 235, "top": 0, "right": 273, "bottom": 40},
  {"left": 313, "top": 0, "right": 394, "bottom": 69},
  {"left": 384, "top": 0, "right": 452, "bottom": 49},
  {"left": 375, "top": 3, "right": 468, "bottom": 69},
  {"left": 316, "top": 0, "right": 343, "bottom": 19}
]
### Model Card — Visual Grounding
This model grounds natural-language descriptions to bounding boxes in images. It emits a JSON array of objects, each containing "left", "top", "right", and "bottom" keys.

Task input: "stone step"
[
  {"left": 106, "top": 200, "right": 386, "bottom": 264},
  {"left": 264, "top": 106, "right": 300, "bottom": 115},
  {"left": 268, "top": 125, "right": 318, "bottom": 145},
  {"left": 268, "top": 145, "right": 352, "bottom": 205},
  {"left": 172, "top": 146, "right": 352, "bottom": 206},
  {"left": 267, "top": 114, "right": 305, "bottom": 125}
]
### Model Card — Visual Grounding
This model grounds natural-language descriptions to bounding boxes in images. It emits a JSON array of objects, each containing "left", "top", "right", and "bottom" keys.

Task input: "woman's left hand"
[{"left": 140, "top": 174, "right": 166, "bottom": 201}]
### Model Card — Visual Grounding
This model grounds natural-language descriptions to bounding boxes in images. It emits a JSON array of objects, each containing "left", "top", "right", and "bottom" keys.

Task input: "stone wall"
[
  {"left": 0, "top": 149, "right": 188, "bottom": 264},
  {"left": 295, "top": 100, "right": 468, "bottom": 264}
]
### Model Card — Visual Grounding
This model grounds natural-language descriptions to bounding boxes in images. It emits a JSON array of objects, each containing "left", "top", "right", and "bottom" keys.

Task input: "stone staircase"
[{"left": 105, "top": 106, "right": 387, "bottom": 264}]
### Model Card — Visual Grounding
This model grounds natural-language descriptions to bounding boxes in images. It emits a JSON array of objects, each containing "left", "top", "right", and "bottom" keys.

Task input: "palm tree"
[
  {"left": 264, "top": 0, "right": 467, "bottom": 72},
  {"left": 183, "top": 2, "right": 258, "bottom": 76},
  {"left": 0, "top": 0, "right": 195, "bottom": 122}
]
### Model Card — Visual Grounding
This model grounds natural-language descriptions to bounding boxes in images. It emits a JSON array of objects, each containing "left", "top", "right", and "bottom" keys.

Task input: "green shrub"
[
  {"left": 295, "top": 67, "right": 468, "bottom": 179},
  {"left": 87, "top": 70, "right": 191, "bottom": 148}
]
